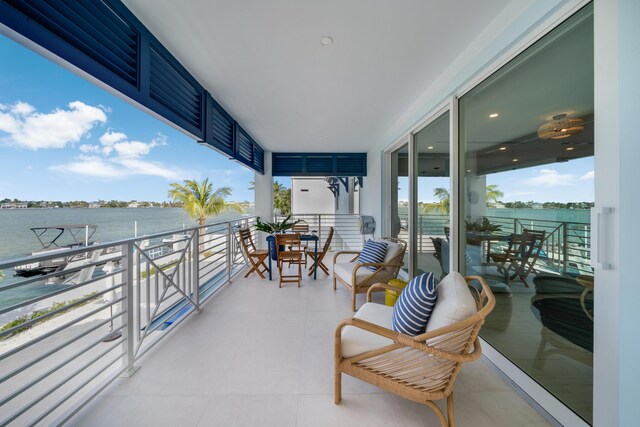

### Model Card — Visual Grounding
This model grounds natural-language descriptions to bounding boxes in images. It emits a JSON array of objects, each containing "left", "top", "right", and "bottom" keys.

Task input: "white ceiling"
[{"left": 123, "top": 0, "right": 511, "bottom": 152}]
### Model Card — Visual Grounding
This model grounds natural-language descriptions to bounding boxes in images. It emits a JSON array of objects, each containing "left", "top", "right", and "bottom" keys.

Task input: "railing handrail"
[{"left": 0, "top": 215, "right": 257, "bottom": 268}]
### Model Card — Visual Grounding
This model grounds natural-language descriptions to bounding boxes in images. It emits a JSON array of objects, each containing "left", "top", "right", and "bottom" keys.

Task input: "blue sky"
[
  {"left": 399, "top": 156, "right": 594, "bottom": 204},
  {"left": 0, "top": 36, "right": 255, "bottom": 203}
]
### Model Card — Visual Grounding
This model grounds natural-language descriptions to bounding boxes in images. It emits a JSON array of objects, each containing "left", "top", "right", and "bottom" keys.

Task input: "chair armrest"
[
  {"left": 335, "top": 317, "right": 482, "bottom": 362},
  {"left": 366, "top": 283, "right": 404, "bottom": 302},
  {"left": 333, "top": 250, "right": 362, "bottom": 265}
]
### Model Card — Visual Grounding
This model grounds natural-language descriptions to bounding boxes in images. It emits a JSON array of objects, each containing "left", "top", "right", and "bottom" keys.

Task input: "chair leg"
[
  {"left": 352, "top": 292, "right": 356, "bottom": 312},
  {"left": 447, "top": 393, "right": 455, "bottom": 427},
  {"left": 333, "top": 276, "right": 337, "bottom": 290},
  {"left": 334, "top": 370, "right": 342, "bottom": 404},
  {"left": 425, "top": 401, "right": 448, "bottom": 427},
  {"left": 297, "top": 257, "right": 302, "bottom": 288}
]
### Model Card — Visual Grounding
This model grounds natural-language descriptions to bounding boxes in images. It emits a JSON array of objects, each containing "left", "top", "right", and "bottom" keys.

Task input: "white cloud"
[
  {"left": 99, "top": 131, "right": 127, "bottom": 146},
  {"left": 580, "top": 170, "right": 595, "bottom": 180},
  {"left": 0, "top": 101, "right": 107, "bottom": 150},
  {"left": 525, "top": 169, "right": 578, "bottom": 188},
  {"left": 79, "top": 144, "right": 100, "bottom": 153},
  {"left": 51, "top": 133, "right": 180, "bottom": 180}
]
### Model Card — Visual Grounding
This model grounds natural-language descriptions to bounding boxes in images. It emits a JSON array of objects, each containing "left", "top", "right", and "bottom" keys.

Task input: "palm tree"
[{"left": 168, "top": 178, "right": 244, "bottom": 228}]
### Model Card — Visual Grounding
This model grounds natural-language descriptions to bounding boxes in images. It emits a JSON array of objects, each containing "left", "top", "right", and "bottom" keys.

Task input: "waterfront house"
[
  {"left": 0, "top": 1, "right": 638, "bottom": 426},
  {"left": 0, "top": 202, "right": 27, "bottom": 209}
]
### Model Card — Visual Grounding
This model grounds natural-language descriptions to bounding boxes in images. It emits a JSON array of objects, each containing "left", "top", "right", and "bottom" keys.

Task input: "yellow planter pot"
[{"left": 385, "top": 279, "right": 408, "bottom": 306}]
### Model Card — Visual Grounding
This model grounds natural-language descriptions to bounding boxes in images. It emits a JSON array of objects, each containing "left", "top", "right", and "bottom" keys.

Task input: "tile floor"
[{"left": 71, "top": 263, "right": 553, "bottom": 427}]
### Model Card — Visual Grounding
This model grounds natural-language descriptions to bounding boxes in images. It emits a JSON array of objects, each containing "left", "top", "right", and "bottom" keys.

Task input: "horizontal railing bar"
[
  {"left": 0, "top": 271, "right": 124, "bottom": 316},
  {"left": 26, "top": 351, "right": 125, "bottom": 427},
  {"left": 52, "top": 365, "right": 126, "bottom": 426},
  {"left": 0, "top": 216, "right": 257, "bottom": 267},
  {"left": 0, "top": 285, "right": 121, "bottom": 336},
  {"left": 0, "top": 254, "right": 124, "bottom": 291},
  {"left": 198, "top": 258, "right": 226, "bottom": 279},
  {"left": 0, "top": 327, "right": 125, "bottom": 407},
  {"left": 0, "top": 308, "right": 125, "bottom": 385},
  {"left": 199, "top": 248, "right": 224, "bottom": 262},
  {"left": 0, "top": 299, "right": 125, "bottom": 363}
]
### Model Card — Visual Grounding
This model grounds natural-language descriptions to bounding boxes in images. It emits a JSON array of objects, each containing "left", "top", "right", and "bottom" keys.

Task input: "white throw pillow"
[{"left": 426, "top": 272, "right": 477, "bottom": 333}]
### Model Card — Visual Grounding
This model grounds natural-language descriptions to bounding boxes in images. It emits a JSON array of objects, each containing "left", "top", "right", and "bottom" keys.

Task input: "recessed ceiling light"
[
  {"left": 566, "top": 146, "right": 575, "bottom": 151},
  {"left": 427, "top": 146, "right": 434, "bottom": 150},
  {"left": 512, "top": 158, "right": 519, "bottom": 162},
  {"left": 466, "top": 169, "right": 471, "bottom": 173},
  {"left": 499, "top": 147, "right": 507, "bottom": 151},
  {"left": 320, "top": 36, "right": 334, "bottom": 46},
  {"left": 489, "top": 113, "right": 499, "bottom": 118}
]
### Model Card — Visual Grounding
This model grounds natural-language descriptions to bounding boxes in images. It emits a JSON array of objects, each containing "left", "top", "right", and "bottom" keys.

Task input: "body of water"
[{"left": 0, "top": 207, "right": 254, "bottom": 261}]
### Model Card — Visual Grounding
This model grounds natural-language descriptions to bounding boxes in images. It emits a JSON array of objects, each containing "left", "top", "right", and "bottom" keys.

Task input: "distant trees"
[{"left": 273, "top": 181, "right": 291, "bottom": 215}]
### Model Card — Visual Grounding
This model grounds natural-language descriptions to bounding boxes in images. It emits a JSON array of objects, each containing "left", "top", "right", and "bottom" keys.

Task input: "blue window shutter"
[
  {"left": 203, "top": 94, "right": 234, "bottom": 157},
  {"left": 272, "top": 153, "right": 367, "bottom": 177}
]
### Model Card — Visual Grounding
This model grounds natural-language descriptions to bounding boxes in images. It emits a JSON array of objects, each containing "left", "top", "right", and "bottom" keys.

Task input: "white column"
[{"left": 254, "top": 151, "right": 273, "bottom": 249}]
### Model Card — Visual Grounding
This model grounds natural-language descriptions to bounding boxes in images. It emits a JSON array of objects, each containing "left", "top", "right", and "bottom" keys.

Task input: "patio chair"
[
  {"left": 335, "top": 275, "right": 496, "bottom": 427},
  {"left": 275, "top": 233, "right": 303, "bottom": 288},
  {"left": 522, "top": 228, "right": 548, "bottom": 276},
  {"left": 290, "top": 221, "right": 310, "bottom": 267},
  {"left": 489, "top": 232, "right": 543, "bottom": 284},
  {"left": 307, "top": 226, "right": 334, "bottom": 276},
  {"left": 239, "top": 228, "right": 269, "bottom": 279},
  {"left": 333, "top": 237, "right": 406, "bottom": 311}
]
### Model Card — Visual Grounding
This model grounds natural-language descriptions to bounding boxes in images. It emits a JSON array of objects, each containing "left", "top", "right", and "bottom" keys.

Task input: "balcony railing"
[
  {"left": 0, "top": 216, "right": 256, "bottom": 426},
  {"left": 279, "top": 214, "right": 365, "bottom": 251},
  {"left": 397, "top": 213, "right": 592, "bottom": 276}
]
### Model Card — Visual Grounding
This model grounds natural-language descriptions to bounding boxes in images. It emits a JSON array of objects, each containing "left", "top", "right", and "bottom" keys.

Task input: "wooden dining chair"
[
  {"left": 275, "top": 233, "right": 303, "bottom": 288},
  {"left": 290, "top": 221, "right": 310, "bottom": 267},
  {"left": 307, "top": 226, "right": 334, "bottom": 276},
  {"left": 238, "top": 228, "right": 269, "bottom": 279},
  {"left": 489, "top": 232, "right": 541, "bottom": 284}
]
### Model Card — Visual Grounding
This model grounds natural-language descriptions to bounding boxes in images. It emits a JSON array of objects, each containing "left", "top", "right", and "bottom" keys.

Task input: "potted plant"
[
  {"left": 255, "top": 215, "right": 299, "bottom": 260},
  {"left": 466, "top": 218, "right": 502, "bottom": 245}
]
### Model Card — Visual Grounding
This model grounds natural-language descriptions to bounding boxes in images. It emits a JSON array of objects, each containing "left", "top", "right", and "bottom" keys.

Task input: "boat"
[{"left": 14, "top": 225, "right": 118, "bottom": 284}]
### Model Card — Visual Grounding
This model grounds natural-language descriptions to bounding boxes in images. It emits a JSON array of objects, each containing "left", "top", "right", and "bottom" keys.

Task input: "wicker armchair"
[
  {"left": 334, "top": 276, "right": 495, "bottom": 427},
  {"left": 332, "top": 237, "right": 406, "bottom": 311}
]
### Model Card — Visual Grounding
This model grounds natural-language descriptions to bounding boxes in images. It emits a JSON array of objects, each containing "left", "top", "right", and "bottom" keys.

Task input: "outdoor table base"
[{"left": 266, "top": 234, "right": 319, "bottom": 281}]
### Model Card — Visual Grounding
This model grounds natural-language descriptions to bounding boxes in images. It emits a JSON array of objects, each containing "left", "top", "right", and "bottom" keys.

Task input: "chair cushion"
[
  {"left": 426, "top": 272, "right": 477, "bottom": 333},
  {"left": 392, "top": 272, "right": 437, "bottom": 336},
  {"left": 341, "top": 302, "right": 395, "bottom": 357},
  {"left": 375, "top": 238, "right": 403, "bottom": 264},
  {"left": 333, "top": 262, "right": 374, "bottom": 285},
  {"left": 358, "top": 239, "right": 388, "bottom": 271}
]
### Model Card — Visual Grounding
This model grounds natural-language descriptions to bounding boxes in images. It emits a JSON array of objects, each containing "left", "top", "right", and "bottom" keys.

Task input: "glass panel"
[
  {"left": 459, "top": 4, "right": 594, "bottom": 423},
  {"left": 390, "top": 142, "right": 409, "bottom": 275},
  {"left": 415, "top": 112, "right": 450, "bottom": 279}
]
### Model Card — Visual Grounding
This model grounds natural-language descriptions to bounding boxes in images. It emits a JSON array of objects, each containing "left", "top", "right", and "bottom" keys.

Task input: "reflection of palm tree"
[
  {"left": 168, "top": 178, "right": 244, "bottom": 228},
  {"left": 423, "top": 187, "right": 450, "bottom": 214},
  {"left": 422, "top": 185, "right": 503, "bottom": 214},
  {"left": 485, "top": 184, "right": 504, "bottom": 206},
  {"left": 0, "top": 269, "right": 3, "bottom": 282}
]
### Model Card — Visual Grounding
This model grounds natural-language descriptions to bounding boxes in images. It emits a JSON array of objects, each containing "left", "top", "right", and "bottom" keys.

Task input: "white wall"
[
  {"left": 254, "top": 152, "right": 273, "bottom": 249},
  {"left": 291, "top": 178, "right": 335, "bottom": 214}
]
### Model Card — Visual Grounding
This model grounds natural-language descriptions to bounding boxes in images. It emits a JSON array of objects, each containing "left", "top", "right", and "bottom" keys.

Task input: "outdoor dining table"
[
  {"left": 266, "top": 234, "right": 319, "bottom": 280},
  {"left": 466, "top": 232, "right": 512, "bottom": 262}
]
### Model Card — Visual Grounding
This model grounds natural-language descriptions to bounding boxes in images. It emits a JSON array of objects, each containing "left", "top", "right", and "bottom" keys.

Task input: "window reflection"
[{"left": 459, "top": 4, "right": 594, "bottom": 423}]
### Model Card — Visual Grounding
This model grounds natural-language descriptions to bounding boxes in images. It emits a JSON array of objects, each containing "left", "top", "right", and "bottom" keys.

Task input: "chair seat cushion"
[
  {"left": 341, "top": 302, "right": 395, "bottom": 357},
  {"left": 392, "top": 272, "right": 437, "bottom": 336},
  {"left": 333, "top": 262, "right": 374, "bottom": 285},
  {"left": 358, "top": 239, "right": 388, "bottom": 271},
  {"left": 426, "top": 272, "right": 477, "bottom": 333}
]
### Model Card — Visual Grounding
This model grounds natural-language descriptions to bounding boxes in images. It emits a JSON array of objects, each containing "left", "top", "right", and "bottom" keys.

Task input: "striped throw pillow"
[
  {"left": 357, "top": 239, "right": 388, "bottom": 271},
  {"left": 392, "top": 272, "right": 437, "bottom": 336}
]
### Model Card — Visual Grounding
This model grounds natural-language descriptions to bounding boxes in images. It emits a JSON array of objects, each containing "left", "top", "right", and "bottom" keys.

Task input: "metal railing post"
[
  {"left": 562, "top": 222, "right": 569, "bottom": 274},
  {"left": 122, "top": 241, "right": 137, "bottom": 377},
  {"left": 226, "top": 223, "right": 232, "bottom": 284},
  {"left": 318, "top": 214, "right": 323, "bottom": 249},
  {"left": 419, "top": 214, "right": 423, "bottom": 253},
  {"left": 192, "top": 229, "right": 200, "bottom": 312}
]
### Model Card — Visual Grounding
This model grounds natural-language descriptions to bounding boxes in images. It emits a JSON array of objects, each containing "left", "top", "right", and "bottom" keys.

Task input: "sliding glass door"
[
  {"left": 389, "top": 142, "right": 409, "bottom": 275},
  {"left": 459, "top": 4, "right": 594, "bottom": 423}
]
